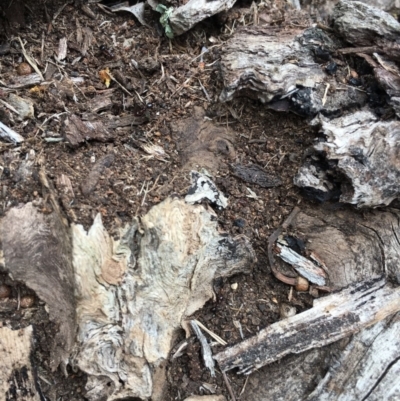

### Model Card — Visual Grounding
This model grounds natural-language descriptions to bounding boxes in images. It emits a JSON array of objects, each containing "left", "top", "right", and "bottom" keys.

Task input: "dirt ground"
[{"left": 0, "top": 1, "right": 325, "bottom": 400}]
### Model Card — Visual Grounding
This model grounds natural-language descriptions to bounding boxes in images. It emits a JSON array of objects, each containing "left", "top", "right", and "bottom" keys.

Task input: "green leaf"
[{"left": 155, "top": 4, "right": 174, "bottom": 39}]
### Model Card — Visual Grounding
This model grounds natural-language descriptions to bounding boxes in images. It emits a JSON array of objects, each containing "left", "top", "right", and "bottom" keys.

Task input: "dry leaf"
[{"left": 99, "top": 68, "right": 111, "bottom": 88}]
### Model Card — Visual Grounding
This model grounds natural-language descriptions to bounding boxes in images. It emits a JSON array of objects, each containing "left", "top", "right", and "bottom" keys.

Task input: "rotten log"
[
  {"left": 219, "top": 24, "right": 367, "bottom": 117},
  {"left": 295, "top": 110, "right": 400, "bottom": 207},
  {"left": 333, "top": 0, "right": 400, "bottom": 57},
  {"left": 214, "top": 276, "right": 400, "bottom": 374},
  {"left": 71, "top": 197, "right": 254, "bottom": 401},
  {"left": 215, "top": 204, "right": 400, "bottom": 399},
  {"left": 0, "top": 195, "right": 255, "bottom": 401},
  {"left": 307, "top": 312, "right": 400, "bottom": 401}
]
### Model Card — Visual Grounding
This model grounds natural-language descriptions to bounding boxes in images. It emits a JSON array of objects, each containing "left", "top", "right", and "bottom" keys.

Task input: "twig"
[
  {"left": 222, "top": 371, "right": 237, "bottom": 401},
  {"left": 322, "top": 83, "right": 330, "bottom": 106},
  {"left": 192, "top": 319, "right": 227, "bottom": 346},
  {"left": 18, "top": 37, "right": 44, "bottom": 81},
  {"left": 198, "top": 79, "right": 211, "bottom": 102},
  {"left": 267, "top": 207, "right": 301, "bottom": 286},
  {"left": 240, "top": 376, "right": 249, "bottom": 396},
  {"left": 0, "top": 99, "right": 19, "bottom": 115},
  {"left": 191, "top": 320, "right": 215, "bottom": 377},
  {"left": 337, "top": 46, "right": 380, "bottom": 55}
]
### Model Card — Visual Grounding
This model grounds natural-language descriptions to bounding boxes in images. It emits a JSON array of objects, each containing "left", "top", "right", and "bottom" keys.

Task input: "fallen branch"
[{"left": 214, "top": 277, "right": 400, "bottom": 374}]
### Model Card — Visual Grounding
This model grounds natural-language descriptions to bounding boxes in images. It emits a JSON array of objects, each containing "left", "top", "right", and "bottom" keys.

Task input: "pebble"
[{"left": 0, "top": 284, "right": 11, "bottom": 299}]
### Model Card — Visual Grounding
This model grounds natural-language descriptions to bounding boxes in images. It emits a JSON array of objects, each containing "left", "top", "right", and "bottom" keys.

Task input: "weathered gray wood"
[
  {"left": 275, "top": 241, "right": 327, "bottom": 286},
  {"left": 215, "top": 277, "right": 400, "bottom": 374},
  {"left": 307, "top": 312, "right": 400, "bottom": 401},
  {"left": 169, "top": 0, "right": 237, "bottom": 36},
  {"left": 296, "top": 110, "right": 400, "bottom": 207},
  {"left": 0, "top": 203, "right": 76, "bottom": 371},
  {"left": 0, "top": 326, "right": 40, "bottom": 401},
  {"left": 333, "top": 0, "right": 400, "bottom": 54},
  {"left": 71, "top": 197, "right": 255, "bottom": 401},
  {"left": 0, "top": 121, "right": 24, "bottom": 143},
  {"left": 219, "top": 25, "right": 367, "bottom": 116}
]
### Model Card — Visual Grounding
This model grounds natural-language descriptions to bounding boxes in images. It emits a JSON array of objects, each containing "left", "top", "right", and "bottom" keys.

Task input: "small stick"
[
  {"left": 267, "top": 207, "right": 301, "bottom": 286},
  {"left": 222, "top": 371, "right": 237, "bottom": 401},
  {"left": 193, "top": 319, "right": 227, "bottom": 346},
  {"left": 240, "top": 376, "right": 249, "bottom": 396},
  {"left": 191, "top": 320, "right": 215, "bottom": 377},
  {"left": 18, "top": 37, "right": 44, "bottom": 81},
  {"left": 322, "top": 83, "right": 330, "bottom": 106}
]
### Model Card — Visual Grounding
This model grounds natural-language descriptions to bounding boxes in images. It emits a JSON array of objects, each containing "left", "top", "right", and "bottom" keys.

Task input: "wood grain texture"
[
  {"left": 0, "top": 203, "right": 76, "bottom": 371},
  {"left": 215, "top": 277, "right": 400, "bottom": 374},
  {"left": 0, "top": 325, "right": 40, "bottom": 401}
]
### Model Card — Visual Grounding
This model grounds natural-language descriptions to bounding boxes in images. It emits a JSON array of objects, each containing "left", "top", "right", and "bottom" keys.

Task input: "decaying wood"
[
  {"left": 88, "top": 91, "right": 114, "bottom": 113},
  {"left": 307, "top": 312, "right": 400, "bottom": 401},
  {"left": 184, "top": 396, "right": 226, "bottom": 401},
  {"left": 171, "top": 106, "right": 235, "bottom": 173},
  {"left": 231, "top": 163, "right": 281, "bottom": 188},
  {"left": 4, "top": 73, "right": 42, "bottom": 89},
  {"left": 168, "top": 0, "right": 236, "bottom": 36},
  {"left": 71, "top": 197, "right": 255, "bottom": 401},
  {"left": 219, "top": 24, "right": 367, "bottom": 116},
  {"left": 80, "top": 153, "right": 115, "bottom": 196},
  {"left": 295, "top": 110, "right": 400, "bottom": 207},
  {"left": 333, "top": 0, "right": 400, "bottom": 54},
  {"left": 185, "top": 171, "right": 228, "bottom": 210},
  {"left": 215, "top": 277, "right": 400, "bottom": 374},
  {"left": 106, "top": 114, "right": 148, "bottom": 129},
  {"left": 63, "top": 114, "right": 113, "bottom": 146},
  {"left": 279, "top": 207, "right": 400, "bottom": 289},
  {"left": 0, "top": 203, "right": 76, "bottom": 371},
  {"left": 275, "top": 241, "right": 328, "bottom": 286},
  {"left": 0, "top": 121, "right": 24, "bottom": 143},
  {"left": 0, "top": 325, "right": 40, "bottom": 401}
]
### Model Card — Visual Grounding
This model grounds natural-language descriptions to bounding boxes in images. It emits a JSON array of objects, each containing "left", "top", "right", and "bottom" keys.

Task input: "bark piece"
[
  {"left": 307, "top": 313, "right": 400, "bottom": 401},
  {"left": 219, "top": 24, "right": 367, "bottom": 116},
  {"left": 112, "top": 2, "right": 150, "bottom": 27},
  {"left": 106, "top": 114, "right": 148, "bottom": 129},
  {"left": 71, "top": 197, "right": 255, "bottom": 401},
  {"left": 333, "top": 0, "right": 400, "bottom": 50},
  {"left": 80, "top": 153, "right": 115, "bottom": 196},
  {"left": 5, "top": 73, "right": 42, "bottom": 89},
  {"left": 88, "top": 91, "right": 114, "bottom": 113},
  {"left": 231, "top": 163, "right": 281, "bottom": 188},
  {"left": 191, "top": 320, "right": 215, "bottom": 377},
  {"left": 0, "top": 121, "right": 24, "bottom": 143},
  {"left": 275, "top": 242, "right": 327, "bottom": 286},
  {"left": 57, "top": 37, "right": 67, "bottom": 61},
  {"left": 172, "top": 107, "right": 235, "bottom": 173},
  {"left": 0, "top": 203, "right": 76, "bottom": 371},
  {"left": 7, "top": 94, "right": 34, "bottom": 120},
  {"left": 214, "top": 277, "right": 400, "bottom": 374},
  {"left": 0, "top": 326, "right": 40, "bottom": 401},
  {"left": 63, "top": 114, "right": 113, "bottom": 146},
  {"left": 296, "top": 110, "right": 400, "bottom": 207},
  {"left": 169, "top": 0, "right": 236, "bottom": 36},
  {"left": 185, "top": 171, "right": 228, "bottom": 210}
]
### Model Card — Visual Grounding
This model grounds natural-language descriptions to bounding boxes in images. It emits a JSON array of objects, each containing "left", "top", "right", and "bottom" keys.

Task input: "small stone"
[
  {"left": 280, "top": 303, "right": 297, "bottom": 319},
  {"left": 231, "top": 283, "right": 238, "bottom": 290},
  {"left": 16, "top": 62, "right": 32, "bottom": 76},
  {"left": 20, "top": 295, "right": 35, "bottom": 308},
  {"left": 0, "top": 284, "right": 11, "bottom": 299}
]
